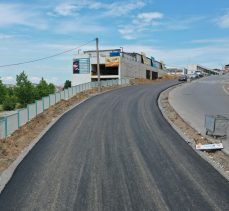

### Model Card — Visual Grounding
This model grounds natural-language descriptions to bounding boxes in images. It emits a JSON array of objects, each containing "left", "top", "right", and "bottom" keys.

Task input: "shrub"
[{"left": 2, "top": 95, "right": 18, "bottom": 111}]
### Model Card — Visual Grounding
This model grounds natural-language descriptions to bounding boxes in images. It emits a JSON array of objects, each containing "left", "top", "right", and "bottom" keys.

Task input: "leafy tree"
[
  {"left": 2, "top": 95, "right": 17, "bottom": 111},
  {"left": 15, "top": 71, "right": 35, "bottom": 107},
  {"left": 36, "top": 78, "right": 49, "bottom": 98},
  {"left": 0, "top": 79, "right": 7, "bottom": 104},
  {"left": 36, "top": 78, "right": 56, "bottom": 99},
  {"left": 48, "top": 83, "right": 56, "bottom": 94},
  {"left": 64, "top": 80, "right": 71, "bottom": 89}
]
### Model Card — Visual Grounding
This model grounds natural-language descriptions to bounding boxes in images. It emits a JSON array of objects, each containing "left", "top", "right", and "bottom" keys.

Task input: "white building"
[
  {"left": 72, "top": 49, "right": 165, "bottom": 86},
  {"left": 187, "top": 64, "right": 219, "bottom": 75}
]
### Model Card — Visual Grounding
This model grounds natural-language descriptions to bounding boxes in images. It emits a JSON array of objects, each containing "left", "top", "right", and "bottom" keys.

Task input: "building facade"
[
  {"left": 187, "top": 64, "right": 220, "bottom": 75},
  {"left": 225, "top": 64, "right": 229, "bottom": 73},
  {"left": 72, "top": 49, "right": 165, "bottom": 86}
]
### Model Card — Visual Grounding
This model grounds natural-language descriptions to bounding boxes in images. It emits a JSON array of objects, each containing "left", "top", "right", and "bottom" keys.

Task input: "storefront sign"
[{"left": 105, "top": 56, "right": 120, "bottom": 67}]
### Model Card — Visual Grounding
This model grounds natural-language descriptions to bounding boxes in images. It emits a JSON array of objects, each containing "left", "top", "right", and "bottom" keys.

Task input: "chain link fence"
[{"left": 0, "top": 78, "right": 130, "bottom": 139}]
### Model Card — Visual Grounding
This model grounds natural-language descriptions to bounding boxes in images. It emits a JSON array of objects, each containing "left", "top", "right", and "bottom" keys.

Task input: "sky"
[{"left": 0, "top": 0, "right": 229, "bottom": 85}]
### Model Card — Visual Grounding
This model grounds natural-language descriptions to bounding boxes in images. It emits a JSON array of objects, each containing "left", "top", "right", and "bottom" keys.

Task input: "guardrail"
[{"left": 0, "top": 78, "right": 130, "bottom": 139}]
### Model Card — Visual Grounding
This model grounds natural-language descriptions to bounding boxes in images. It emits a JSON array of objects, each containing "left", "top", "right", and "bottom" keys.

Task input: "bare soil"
[{"left": 160, "top": 86, "right": 229, "bottom": 175}]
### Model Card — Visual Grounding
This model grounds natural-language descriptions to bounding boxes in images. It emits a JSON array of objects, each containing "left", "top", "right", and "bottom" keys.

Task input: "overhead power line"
[{"left": 0, "top": 38, "right": 95, "bottom": 68}]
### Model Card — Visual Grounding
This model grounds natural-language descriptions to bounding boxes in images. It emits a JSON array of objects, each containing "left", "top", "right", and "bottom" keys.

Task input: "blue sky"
[{"left": 0, "top": 0, "right": 229, "bottom": 85}]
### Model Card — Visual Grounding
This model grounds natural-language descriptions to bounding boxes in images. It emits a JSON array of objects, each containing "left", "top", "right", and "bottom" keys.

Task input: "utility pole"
[{"left": 96, "top": 37, "right": 101, "bottom": 92}]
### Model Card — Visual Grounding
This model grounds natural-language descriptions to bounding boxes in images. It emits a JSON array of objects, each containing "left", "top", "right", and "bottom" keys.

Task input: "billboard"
[
  {"left": 73, "top": 58, "right": 90, "bottom": 74},
  {"left": 73, "top": 59, "right": 80, "bottom": 74},
  {"left": 105, "top": 56, "right": 120, "bottom": 67}
]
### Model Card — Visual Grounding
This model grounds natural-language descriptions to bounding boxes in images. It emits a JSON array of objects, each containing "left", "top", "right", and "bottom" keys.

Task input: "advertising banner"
[
  {"left": 73, "top": 59, "right": 80, "bottom": 74},
  {"left": 73, "top": 58, "right": 90, "bottom": 74},
  {"left": 105, "top": 56, "right": 120, "bottom": 67}
]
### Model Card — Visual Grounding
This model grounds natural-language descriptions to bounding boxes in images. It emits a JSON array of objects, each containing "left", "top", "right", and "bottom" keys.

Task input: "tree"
[
  {"left": 15, "top": 71, "right": 36, "bottom": 107},
  {"left": 36, "top": 78, "right": 56, "bottom": 99},
  {"left": 64, "top": 80, "right": 71, "bottom": 89},
  {"left": 48, "top": 83, "right": 56, "bottom": 94},
  {"left": 0, "top": 79, "right": 7, "bottom": 104},
  {"left": 2, "top": 95, "right": 17, "bottom": 111},
  {"left": 36, "top": 78, "right": 49, "bottom": 99}
]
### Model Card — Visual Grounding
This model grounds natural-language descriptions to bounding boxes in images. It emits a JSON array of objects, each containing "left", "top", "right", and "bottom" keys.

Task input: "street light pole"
[{"left": 96, "top": 37, "right": 101, "bottom": 92}]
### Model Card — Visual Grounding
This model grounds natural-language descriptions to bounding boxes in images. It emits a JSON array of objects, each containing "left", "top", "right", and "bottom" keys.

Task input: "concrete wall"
[
  {"left": 72, "top": 74, "right": 91, "bottom": 86},
  {"left": 120, "top": 57, "right": 158, "bottom": 79}
]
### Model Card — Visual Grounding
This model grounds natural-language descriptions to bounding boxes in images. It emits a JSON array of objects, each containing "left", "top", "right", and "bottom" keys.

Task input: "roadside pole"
[{"left": 96, "top": 38, "right": 101, "bottom": 92}]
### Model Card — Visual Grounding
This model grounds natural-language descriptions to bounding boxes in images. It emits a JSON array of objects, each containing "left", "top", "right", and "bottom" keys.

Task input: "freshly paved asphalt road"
[{"left": 0, "top": 81, "right": 229, "bottom": 211}]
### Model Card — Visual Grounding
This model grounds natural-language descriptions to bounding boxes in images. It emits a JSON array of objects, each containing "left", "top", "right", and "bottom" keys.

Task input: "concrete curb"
[
  {"left": 223, "top": 85, "right": 229, "bottom": 95},
  {"left": 158, "top": 86, "right": 229, "bottom": 181},
  {"left": 168, "top": 82, "right": 229, "bottom": 157},
  {"left": 0, "top": 85, "right": 129, "bottom": 194}
]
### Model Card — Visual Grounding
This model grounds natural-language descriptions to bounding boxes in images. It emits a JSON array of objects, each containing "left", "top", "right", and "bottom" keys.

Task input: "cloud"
[
  {"left": 104, "top": 1, "right": 145, "bottom": 17},
  {"left": 0, "top": 76, "right": 16, "bottom": 84},
  {"left": 0, "top": 3, "right": 47, "bottom": 30},
  {"left": 136, "top": 12, "right": 163, "bottom": 24},
  {"left": 29, "top": 76, "right": 41, "bottom": 84},
  {"left": 119, "top": 14, "right": 207, "bottom": 40},
  {"left": 51, "top": 1, "right": 145, "bottom": 17},
  {"left": 53, "top": 3, "right": 78, "bottom": 16},
  {"left": 217, "top": 10, "right": 229, "bottom": 28},
  {"left": 119, "top": 11, "right": 163, "bottom": 39},
  {"left": 191, "top": 38, "right": 229, "bottom": 44},
  {"left": 55, "top": 20, "right": 105, "bottom": 34},
  {"left": 0, "top": 33, "right": 13, "bottom": 40},
  {"left": 166, "top": 16, "right": 206, "bottom": 30}
]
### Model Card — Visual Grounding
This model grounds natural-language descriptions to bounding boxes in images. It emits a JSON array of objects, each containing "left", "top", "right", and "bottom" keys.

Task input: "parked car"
[
  {"left": 189, "top": 73, "right": 198, "bottom": 79},
  {"left": 195, "top": 71, "right": 204, "bottom": 77},
  {"left": 178, "top": 75, "right": 188, "bottom": 81}
]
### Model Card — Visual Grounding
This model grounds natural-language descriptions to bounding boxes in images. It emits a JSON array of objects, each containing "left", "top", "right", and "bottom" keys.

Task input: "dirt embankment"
[{"left": 160, "top": 86, "right": 229, "bottom": 175}]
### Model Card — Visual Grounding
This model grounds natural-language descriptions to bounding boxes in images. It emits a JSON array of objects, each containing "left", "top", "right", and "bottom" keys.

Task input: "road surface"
[
  {"left": 169, "top": 75, "right": 229, "bottom": 154},
  {"left": 0, "top": 81, "right": 229, "bottom": 211}
]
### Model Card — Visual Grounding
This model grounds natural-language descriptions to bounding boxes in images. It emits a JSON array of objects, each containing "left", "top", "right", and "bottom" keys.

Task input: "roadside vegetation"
[{"left": 0, "top": 71, "right": 56, "bottom": 111}]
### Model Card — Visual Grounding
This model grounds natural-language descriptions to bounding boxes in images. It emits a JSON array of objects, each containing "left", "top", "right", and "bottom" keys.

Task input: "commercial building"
[
  {"left": 72, "top": 49, "right": 165, "bottom": 86},
  {"left": 187, "top": 64, "right": 219, "bottom": 75}
]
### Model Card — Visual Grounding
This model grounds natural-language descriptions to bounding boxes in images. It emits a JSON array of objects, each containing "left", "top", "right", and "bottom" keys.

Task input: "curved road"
[
  {"left": 0, "top": 81, "right": 229, "bottom": 210},
  {"left": 169, "top": 75, "right": 229, "bottom": 153}
]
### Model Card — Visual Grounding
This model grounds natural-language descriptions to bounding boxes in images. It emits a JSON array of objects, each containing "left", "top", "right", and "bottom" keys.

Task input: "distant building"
[
  {"left": 225, "top": 64, "right": 229, "bottom": 73},
  {"left": 71, "top": 49, "right": 166, "bottom": 86},
  {"left": 166, "top": 66, "right": 187, "bottom": 75},
  {"left": 187, "top": 64, "right": 219, "bottom": 75}
]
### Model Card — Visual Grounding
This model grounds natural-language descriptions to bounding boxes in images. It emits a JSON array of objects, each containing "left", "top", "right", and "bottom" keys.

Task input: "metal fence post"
[
  {"left": 4, "top": 117, "right": 8, "bottom": 137},
  {"left": 42, "top": 97, "right": 45, "bottom": 111},
  {"left": 17, "top": 110, "right": 20, "bottom": 128},
  {"left": 27, "top": 105, "right": 30, "bottom": 121},
  {"left": 49, "top": 95, "right": 51, "bottom": 107},
  {"left": 35, "top": 100, "right": 38, "bottom": 116}
]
